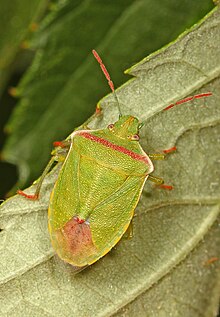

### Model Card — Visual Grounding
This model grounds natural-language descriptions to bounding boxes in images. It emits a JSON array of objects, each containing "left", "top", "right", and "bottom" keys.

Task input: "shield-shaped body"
[
  {"left": 48, "top": 115, "right": 153, "bottom": 267},
  {"left": 17, "top": 50, "right": 211, "bottom": 269}
]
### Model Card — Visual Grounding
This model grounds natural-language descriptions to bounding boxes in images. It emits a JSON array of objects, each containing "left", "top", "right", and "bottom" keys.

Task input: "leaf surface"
[{"left": 0, "top": 5, "right": 220, "bottom": 317}]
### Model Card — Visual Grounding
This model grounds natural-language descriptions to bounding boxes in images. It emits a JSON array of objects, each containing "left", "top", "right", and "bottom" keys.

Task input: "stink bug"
[{"left": 18, "top": 50, "right": 212, "bottom": 270}]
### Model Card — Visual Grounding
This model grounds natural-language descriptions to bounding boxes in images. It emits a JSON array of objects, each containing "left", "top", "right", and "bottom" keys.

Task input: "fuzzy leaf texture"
[{"left": 1, "top": 4, "right": 220, "bottom": 317}]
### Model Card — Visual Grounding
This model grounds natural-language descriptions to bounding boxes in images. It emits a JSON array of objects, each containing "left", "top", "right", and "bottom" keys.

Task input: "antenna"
[
  {"left": 92, "top": 50, "right": 122, "bottom": 116},
  {"left": 164, "top": 92, "right": 212, "bottom": 110}
]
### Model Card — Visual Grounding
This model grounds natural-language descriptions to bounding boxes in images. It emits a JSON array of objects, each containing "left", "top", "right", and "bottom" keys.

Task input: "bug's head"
[{"left": 108, "top": 115, "right": 142, "bottom": 141}]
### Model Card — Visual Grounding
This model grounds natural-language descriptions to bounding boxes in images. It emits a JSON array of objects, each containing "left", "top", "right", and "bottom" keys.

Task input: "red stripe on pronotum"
[
  {"left": 164, "top": 92, "right": 212, "bottom": 111},
  {"left": 79, "top": 131, "right": 150, "bottom": 164}
]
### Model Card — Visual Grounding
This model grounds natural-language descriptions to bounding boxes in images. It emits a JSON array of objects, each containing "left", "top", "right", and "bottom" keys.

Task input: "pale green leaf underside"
[{"left": 0, "top": 6, "right": 220, "bottom": 317}]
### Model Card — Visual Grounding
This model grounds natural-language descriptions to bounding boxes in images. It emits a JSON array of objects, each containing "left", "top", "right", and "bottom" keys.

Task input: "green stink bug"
[{"left": 18, "top": 50, "right": 212, "bottom": 270}]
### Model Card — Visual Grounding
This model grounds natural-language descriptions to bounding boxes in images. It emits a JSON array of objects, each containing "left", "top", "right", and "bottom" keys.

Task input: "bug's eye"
[
  {"left": 130, "top": 134, "right": 140, "bottom": 141},
  {"left": 108, "top": 123, "right": 114, "bottom": 130}
]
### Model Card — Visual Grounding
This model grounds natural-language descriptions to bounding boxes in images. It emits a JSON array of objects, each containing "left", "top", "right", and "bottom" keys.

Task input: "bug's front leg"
[
  {"left": 17, "top": 139, "right": 72, "bottom": 200},
  {"left": 148, "top": 146, "right": 177, "bottom": 161}
]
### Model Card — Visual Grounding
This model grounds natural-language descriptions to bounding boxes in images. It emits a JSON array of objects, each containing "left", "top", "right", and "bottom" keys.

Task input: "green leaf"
[
  {"left": 2, "top": 0, "right": 214, "bottom": 187},
  {"left": 0, "top": 0, "right": 48, "bottom": 96},
  {"left": 114, "top": 219, "right": 220, "bottom": 317},
  {"left": 0, "top": 6, "right": 220, "bottom": 317}
]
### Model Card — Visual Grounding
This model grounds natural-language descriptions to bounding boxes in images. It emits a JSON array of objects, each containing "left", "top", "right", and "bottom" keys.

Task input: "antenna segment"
[
  {"left": 164, "top": 92, "right": 212, "bottom": 110},
  {"left": 92, "top": 50, "right": 122, "bottom": 116}
]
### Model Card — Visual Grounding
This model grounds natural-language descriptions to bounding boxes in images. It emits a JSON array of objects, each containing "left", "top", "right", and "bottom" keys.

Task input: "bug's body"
[
  {"left": 17, "top": 49, "right": 211, "bottom": 270},
  {"left": 48, "top": 115, "right": 153, "bottom": 266}
]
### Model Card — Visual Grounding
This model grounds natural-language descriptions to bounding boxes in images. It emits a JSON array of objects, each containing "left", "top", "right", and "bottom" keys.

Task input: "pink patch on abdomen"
[{"left": 54, "top": 217, "right": 97, "bottom": 266}]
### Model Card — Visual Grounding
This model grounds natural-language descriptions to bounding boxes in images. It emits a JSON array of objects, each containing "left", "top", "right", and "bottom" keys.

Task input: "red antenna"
[
  {"left": 92, "top": 50, "right": 122, "bottom": 116},
  {"left": 92, "top": 50, "right": 212, "bottom": 114},
  {"left": 164, "top": 92, "right": 212, "bottom": 111}
]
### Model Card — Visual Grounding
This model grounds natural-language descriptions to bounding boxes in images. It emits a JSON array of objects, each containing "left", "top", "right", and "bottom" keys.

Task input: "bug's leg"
[
  {"left": 53, "top": 139, "right": 71, "bottom": 148},
  {"left": 158, "top": 184, "right": 173, "bottom": 190},
  {"left": 163, "top": 146, "right": 177, "bottom": 154},
  {"left": 17, "top": 156, "right": 57, "bottom": 200},
  {"left": 17, "top": 139, "right": 71, "bottom": 200},
  {"left": 148, "top": 175, "right": 164, "bottom": 185},
  {"left": 148, "top": 153, "right": 165, "bottom": 160},
  {"left": 203, "top": 257, "right": 219, "bottom": 267},
  {"left": 148, "top": 175, "right": 173, "bottom": 190},
  {"left": 51, "top": 139, "right": 72, "bottom": 160},
  {"left": 149, "top": 147, "right": 177, "bottom": 160},
  {"left": 148, "top": 146, "right": 176, "bottom": 190}
]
